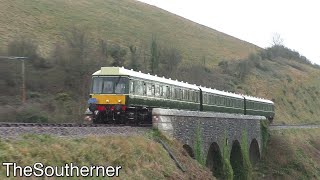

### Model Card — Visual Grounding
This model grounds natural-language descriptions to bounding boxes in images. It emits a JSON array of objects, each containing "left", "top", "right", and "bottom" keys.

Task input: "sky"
[{"left": 138, "top": 0, "right": 320, "bottom": 65}]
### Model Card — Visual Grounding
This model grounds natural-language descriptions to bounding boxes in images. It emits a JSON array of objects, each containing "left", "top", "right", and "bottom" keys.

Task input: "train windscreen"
[{"left": 91, "top": 76, "right": 129, "bottom": 94}]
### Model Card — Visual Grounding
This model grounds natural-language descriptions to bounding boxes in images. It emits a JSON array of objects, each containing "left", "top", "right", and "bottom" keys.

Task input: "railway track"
[
  {"left": 0, "top": 122, "right": 152, "bottom": 139},
  {"left": 269, "top": 124, "right": 320, "bottom": 130},
  {"left": 0, "top": 122, "right": 152, "bottom": 127}
]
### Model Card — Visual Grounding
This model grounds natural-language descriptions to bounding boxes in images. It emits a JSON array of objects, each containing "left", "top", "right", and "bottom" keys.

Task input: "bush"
[
  {"left": 55, "top": 93, "right": 72, "bottom": 102},
  {"left": 16, "top": 106, "right": 48, "bottom": 123}
]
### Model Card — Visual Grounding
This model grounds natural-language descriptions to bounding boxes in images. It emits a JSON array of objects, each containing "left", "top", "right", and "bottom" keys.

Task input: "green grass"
[
  {"left": 1, "top": 0, "right": 319, "bottom": 126},
  {"left": 0, "top": 132, "right": 215, "bottom": 179},
  {"left": 0, "top": 0, "right": 259, "bottom": 65},
  {"left": 255, "top": 128, "right": 320, "bottom": 179},
  {"left": 238, "top": 58, "right": 320, "bottom": 124}
]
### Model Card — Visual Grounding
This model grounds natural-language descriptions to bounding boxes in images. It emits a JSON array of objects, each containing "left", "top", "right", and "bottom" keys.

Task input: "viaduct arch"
[{"left": 152, "top": 108, "right": 264, "bottom": 178}]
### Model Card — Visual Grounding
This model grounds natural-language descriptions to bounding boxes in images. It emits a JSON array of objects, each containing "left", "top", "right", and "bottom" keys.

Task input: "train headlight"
[
  {"left": 106, "top": 99, "right": 110, "bottom": 103},
  {"left": 118, "top": 100, "right": 121, "bottom": 103}
]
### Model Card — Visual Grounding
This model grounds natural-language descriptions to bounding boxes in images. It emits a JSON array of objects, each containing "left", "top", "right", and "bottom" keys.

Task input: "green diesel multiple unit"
[{"left": 86, "top": 67, "right": 275, "bottom": 124}]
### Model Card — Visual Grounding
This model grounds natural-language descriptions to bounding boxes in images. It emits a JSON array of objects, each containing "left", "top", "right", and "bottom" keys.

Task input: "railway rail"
[
  {"left": 269, "top": 124, "right": 320, "bottom": 130},
  {"left": 0, "top": 122, "right": 152, "bottom": 139},
  {"left": 0, "top": 122, "right": 152, "bottom": 127}
]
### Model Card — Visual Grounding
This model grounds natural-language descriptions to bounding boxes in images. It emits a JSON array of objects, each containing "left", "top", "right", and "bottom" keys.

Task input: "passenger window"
[
  {"left": 135, "top": 81, "right": 142, "bottom": 95},
  {"left": 151, "top": 84, "right": 155, "bottom": 96},
  {"left": 203, "top": 93, "right": 207, "bottom": 104},
  {"left": 171, "top": 87, "right": 175, "bottom": 99},
  {"left": 195, "top": 92, "right": 199, "bottom": 103},
  {"left": 160, "top": 85, "right": 163, "bottom": 97},
  {"left": 155, "top": 84, "right": 160, "bottom": 97},
  {"left": 129, "top": 80, "right": 134, "bottom": 94},
  {"left": 142, "top": 82, "right": 146, "bottom": 95},
  {"left": 165, "top": 86, "right": 170, "bottom": 98},
  {"left": 189, "top": 91, "right": 194, "bottom": 101}
]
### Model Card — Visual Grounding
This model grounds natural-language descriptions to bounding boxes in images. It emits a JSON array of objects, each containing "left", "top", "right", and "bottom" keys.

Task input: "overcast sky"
[{"left": 138, "top": 0, "right": 320, "bottom": 65}]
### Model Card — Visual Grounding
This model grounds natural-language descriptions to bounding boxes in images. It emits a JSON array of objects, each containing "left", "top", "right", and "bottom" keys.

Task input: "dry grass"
[
  {"left": 0, "top": 132, "right": 215, "bottom": 179},
  {"left": 241, "top": 58, "right": 320, "bottom": 125},
  {"left": 255, "top": 129, "right": 320, "bottom": 179},
  {"left": 0, "top": 0, "right": 259, "bottom": 65}
]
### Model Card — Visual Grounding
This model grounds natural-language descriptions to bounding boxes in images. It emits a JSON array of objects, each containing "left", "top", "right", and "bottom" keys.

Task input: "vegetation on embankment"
[
  {"left": 255, "top": 128, "right": 320, "bottom": 179},
  {"left": 0, "top": 131, "right": 214, "bottom": 179},
  {"left": 0, "top": 0, "right": 319, "bottom": 125}
]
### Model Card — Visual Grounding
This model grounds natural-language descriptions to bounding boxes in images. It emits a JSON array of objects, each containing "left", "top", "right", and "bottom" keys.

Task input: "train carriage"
[
  {"left": 87, "top": 67, "right": 201, "bottom": 124},
  {"left": 244, "top": 96, "right": 275, "bottom": 120},
  {"left": 86, "top": 67, "right": 275, "bottom": 124},
  {"left": 201, "top": 87, "right": 244, "bottom": 114}
]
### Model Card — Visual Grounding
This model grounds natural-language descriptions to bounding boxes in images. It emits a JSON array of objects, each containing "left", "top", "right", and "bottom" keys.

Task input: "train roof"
[
  {"left": 244, "top": 95, "right": 274, "bottom": 104},
  {"left": 200, "top": 87, "right": 243, "bottom": 99},
  {"left": 93, "top": 67, "right": 199, "bottom": 90},
  {"left": 93, "top": 67, "right": 274, "bottom": 104}
]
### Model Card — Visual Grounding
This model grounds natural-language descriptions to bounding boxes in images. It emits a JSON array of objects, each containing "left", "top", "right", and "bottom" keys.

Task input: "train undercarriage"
[{"left": 84, "top": 105, "right": 152, "bottom": 125}]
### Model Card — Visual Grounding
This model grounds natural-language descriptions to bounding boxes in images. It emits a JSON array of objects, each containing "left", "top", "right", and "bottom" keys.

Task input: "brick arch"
[
  {"left": 183, "top": 144, "right": 195, "bottom": 158},
  {"left": 206, "top": 142, "right": 223, "bottom": 178},
  {"left": 230, "top": 140, "right": 244, "bottom": 179},
  {"left": 249, "top": 138, "right": 260, "bottom": 165}
]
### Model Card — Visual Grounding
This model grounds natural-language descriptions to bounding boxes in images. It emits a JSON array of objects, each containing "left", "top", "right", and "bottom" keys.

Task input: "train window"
[
  {"left": 143, "top": 82, "right": 147, "bottom": 95},
  {"left": 129, "top": 80, "right": 134, "bottom": 94},
  {"left": 179, "top": 89, "right": 183, "bottom": 100},
  {"left": 171, "top": 87, "right": 175, "bottom": 99},
  {"left": 212, "top": 95, "right": 215, "bottom": 105},
  {"left": 189, "top": 91, "right": 194, "bottom": 102},
  {"left": 165, "top": 86, "right": 170, "bottom": 99},
  {"left": 155, "top": 84, "right": 160, "bottom": 97},
  {"left": 206, "top": 94, "right": 209, "bottom": 104},
  {"left": 151, "top": 84, "right": 155, "bottom": 96},
  {"left": 146, "top": 83, "right": 152, "bottom": 96},
  {"left": 92, "top": 77, "right": 103, "bottom": 94},
  {"left": 177, "top": 88, "right": 180, "bottom": 100},
  {"left": 103, "top": 79, "right": 114, "bottom": 94},
  {"left": 183, "top": 89, "right": 189, "bottom": 101},
  {"left": 195, "top": 92, "right": 199, "bottom": 102},
  {"left": 134, "top": 81, "right": 143, "bottom": 95},
  {"left": 160, "top": 85, "right": 163, "bottom": 97}
]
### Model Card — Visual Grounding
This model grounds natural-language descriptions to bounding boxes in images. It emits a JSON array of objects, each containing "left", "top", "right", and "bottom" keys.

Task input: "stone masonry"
[{"left": 152, "top": 108, "right": 265, "bottom": 159}]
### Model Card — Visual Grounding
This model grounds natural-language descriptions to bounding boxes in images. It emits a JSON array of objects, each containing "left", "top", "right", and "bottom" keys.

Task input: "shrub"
[{"left": 16, "top": 106, "right": 48, "bottom": 123}]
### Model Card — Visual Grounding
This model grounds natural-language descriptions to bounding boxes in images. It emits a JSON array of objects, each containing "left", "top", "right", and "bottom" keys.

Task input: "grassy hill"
[
  {"left": 0, "top": 0, "right": 319, "bottom": 125},
  {"left": 0, "top": 0, "right": 260, "bottom": 66}
]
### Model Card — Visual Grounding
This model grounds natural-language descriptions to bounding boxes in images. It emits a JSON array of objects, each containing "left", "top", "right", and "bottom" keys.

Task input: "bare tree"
[
  {"left": 110, "top": 44, "right": 127, "bottom": 67},
  {"left": 271, "top": 33, "right": 284, "bottom": 46},
  {"left": 129, "top": 45, "right": 139, "bottom": 70}
]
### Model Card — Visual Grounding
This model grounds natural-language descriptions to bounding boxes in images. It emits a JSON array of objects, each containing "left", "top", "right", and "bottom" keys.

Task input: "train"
[{"left": 85, "top": 67, "right": 275, "bottom": 124}]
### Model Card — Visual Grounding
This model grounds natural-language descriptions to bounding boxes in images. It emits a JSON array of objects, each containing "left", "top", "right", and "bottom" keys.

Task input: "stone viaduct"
[{"left": 152, "top": 108, "right": 266, "bottom": 178}]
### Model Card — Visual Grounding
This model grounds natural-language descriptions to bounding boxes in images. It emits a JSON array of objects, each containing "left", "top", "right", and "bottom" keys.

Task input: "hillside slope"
[
  {"left": 242, "top": 58, "right": 320, "bottom": 124},
  {"left": 0, "top": 0, "right": 319, "bottom": 125},
  {"left": 0, "top": 0, "right": 259, "bottom": 65}
]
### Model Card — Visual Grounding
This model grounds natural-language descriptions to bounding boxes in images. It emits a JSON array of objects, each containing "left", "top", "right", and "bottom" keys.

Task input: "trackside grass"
[
  {"left": 255, "top": 128, "right": 320, "bottom": 179},
  {"left": 0, "top": 132, "right": 214, "bottom": 179}
]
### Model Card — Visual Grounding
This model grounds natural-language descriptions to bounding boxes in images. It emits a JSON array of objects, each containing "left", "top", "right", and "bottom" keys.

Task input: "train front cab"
[{"left": 87, "top": 76, "right": 129, "bottom": 123}]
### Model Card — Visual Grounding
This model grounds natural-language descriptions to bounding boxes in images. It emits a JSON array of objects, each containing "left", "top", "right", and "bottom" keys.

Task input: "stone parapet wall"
[{"left": 152, "top": 108, "right": 265, "bottom": 155}]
